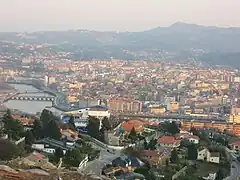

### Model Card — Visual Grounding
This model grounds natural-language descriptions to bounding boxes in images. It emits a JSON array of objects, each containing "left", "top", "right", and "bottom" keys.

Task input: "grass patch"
[{"left": 194, "top": 161, "right": 220, "bottom": 177}]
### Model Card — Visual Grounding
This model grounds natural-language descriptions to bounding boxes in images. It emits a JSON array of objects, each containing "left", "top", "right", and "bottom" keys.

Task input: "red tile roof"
[
  {"left": 158, "top": 136, "right": 177, "bottom": 144},
  {"left": 120, "top": 120, "right": 145, "bottom": 132}
]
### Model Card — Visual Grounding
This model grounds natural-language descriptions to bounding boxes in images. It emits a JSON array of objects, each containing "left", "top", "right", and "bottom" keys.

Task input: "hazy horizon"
[{"left": 1, "top": 0, "right": 240, "bottom": 32}]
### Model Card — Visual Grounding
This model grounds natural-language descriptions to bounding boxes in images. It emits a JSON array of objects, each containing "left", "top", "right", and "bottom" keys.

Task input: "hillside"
[{"left": 1, "top": 22, "right": 240, "bottom": 67}]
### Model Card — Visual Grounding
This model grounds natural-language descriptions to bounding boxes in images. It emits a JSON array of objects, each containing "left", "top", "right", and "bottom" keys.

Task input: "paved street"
[{"left": 226, "top": 151, "right": 240, "bottom": 180}]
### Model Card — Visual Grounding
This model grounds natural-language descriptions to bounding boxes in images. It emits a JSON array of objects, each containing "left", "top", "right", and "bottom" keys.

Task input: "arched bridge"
[{"left": 7, "top": 96, "right": 55, "bottom": 102}]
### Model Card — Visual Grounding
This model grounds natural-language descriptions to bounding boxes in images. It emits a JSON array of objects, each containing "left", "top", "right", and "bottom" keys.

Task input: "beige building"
[{"left": 108, "top": 99, "right": 142, "bottom": 113}]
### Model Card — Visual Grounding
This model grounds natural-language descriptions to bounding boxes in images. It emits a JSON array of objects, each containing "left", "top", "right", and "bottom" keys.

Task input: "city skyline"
[{"left": 0, "top": 0, "right": 240, "bottom": 32}]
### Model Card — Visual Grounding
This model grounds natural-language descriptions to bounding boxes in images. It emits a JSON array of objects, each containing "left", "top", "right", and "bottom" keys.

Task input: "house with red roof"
[
  {"left": 158, "top": 136, "right": 180, "bottom": 148},
  {"left": 120, "top": 120, "right": 145, "bottom": 133}
]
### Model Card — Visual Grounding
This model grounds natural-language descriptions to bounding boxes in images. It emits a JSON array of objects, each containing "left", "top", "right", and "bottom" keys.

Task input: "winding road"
[{"left": 226, "top": 151, "right": 240, "bottom": 180}]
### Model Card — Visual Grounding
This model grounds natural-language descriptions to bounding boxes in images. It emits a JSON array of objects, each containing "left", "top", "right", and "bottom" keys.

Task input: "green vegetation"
[
  {"left": 64, "top": 148, "right": 85, "bottom": 167},
  {"left": 39, "top": 109, "right": 61, "bottom": 140},
  {"left": 143, "top": 138, "right": 157, "bottom": 150},
  {"left": 134, "top": 166, "right": 155, "bottom": 180},
  {"left": 128, "top": 127, "right": 137, "bottom": 143},
  {"left": 159, "top": 121, "right": 180, "bottom": 135},
  {"left": 2, "top": 109, "right": 24, "bottom": 140},
  {"left": 187, "top": 144, "right": 198, "bottom": 161},
  {"left": 87, "top": 116, "right": 111, "bottom": 142},
  {"left": 170, "top": 148, "right": 179, "bottom": 163}
]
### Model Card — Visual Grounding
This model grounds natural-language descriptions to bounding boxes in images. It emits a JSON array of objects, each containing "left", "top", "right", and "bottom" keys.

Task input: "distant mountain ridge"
[{"left": 1, "top": 22, "right": 240, "bottom": 67}]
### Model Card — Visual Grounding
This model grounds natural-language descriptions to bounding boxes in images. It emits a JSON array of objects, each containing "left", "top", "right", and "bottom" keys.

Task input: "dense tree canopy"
[
  {"left": 159, "top": 121, "right": 180, "bottom": 135},
  {"left": 87, "top": 116, "right": 101, "bottom": 139},
  {"left": 2, "top": 109, "right": 24, "bottom": 140},
  {"left": 170, "top": 148, "right": 179, "bottom": 163},
  {"left": 39, "top": 109, "right": 61, "bottom": 140},
  {"left": 128, "top": 127, "right": 137, "bottom": 142},
  {"left": 102, "top": 117, "right": 112, "bottom": 130},
  {"left": 187, "top": 144, "right": 198, "bottom": 161},
  {"left": 144, "top": 138, "right": 157, "bottom": 150}
]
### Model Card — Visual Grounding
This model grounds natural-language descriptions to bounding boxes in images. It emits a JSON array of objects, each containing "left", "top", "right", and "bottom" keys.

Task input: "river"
[{"left": 4, "top": 84, "right": 63, "bottom": 116}]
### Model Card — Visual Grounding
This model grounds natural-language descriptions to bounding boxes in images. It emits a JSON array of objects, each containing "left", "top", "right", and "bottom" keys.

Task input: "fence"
[{"left": 172, "top": 166, "right": 187, "bottom": 180}]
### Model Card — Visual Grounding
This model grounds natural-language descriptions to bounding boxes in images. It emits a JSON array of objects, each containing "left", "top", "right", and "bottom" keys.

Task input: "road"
[
  {"left": 226, "top": 151, "right": 240, "bottom": 180},
  {"left": 81, "top": 148, "right": 121, "bottom": 175}
]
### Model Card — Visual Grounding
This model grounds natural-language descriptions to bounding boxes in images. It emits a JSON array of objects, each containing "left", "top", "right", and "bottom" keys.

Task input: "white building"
[
  {"left": 61, "top": 105, "right": 110, "bottom": 128},
  {"left": 197, "top": 148, "right": 220, "bottom": 164}
]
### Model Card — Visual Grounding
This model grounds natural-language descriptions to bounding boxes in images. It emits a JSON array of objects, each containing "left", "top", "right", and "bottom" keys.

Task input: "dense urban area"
[{"left": 1, "top": 24, "right": 240, "bottom": 180}]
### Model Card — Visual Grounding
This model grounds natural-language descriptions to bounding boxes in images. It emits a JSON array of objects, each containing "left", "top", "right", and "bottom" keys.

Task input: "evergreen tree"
[
  {"left": 144, "top": 139, "right": 148, "bottom": 149},
  {"left": 102, "top": 117, "right": 111, "bottom": 130},
  {"left": 39, "top": 109, "right": 61, "bottom": 140},
  {"left": 170, "top": 148, "right": 179, "bottom": 163},
  {"left": 54, "top": 147, "right": 64, "bottom": 161},
  {"left": 47, "top": 120, "right": 61, "bottom": 140},
  {"left": 148, "top": 139, "right": 157, "bottom": 150},
  {"left": 40, "top": 109, "right": 53, "bottom": 128},
  {"left": 87, "top": 116, "right": 100, "bottom": 138},
  {"left": 187, "top": 144, "right": 198, "bottom": 160},
  {"left": 129, "top": 127, "right": 137, "bottom": 142},
  {"left": 3, "top": 109, "right": 24, "bottom": 140},
  {"left": 168, "top": 122, "right": 180, "bottom": 135},
  {"left": 25, "top": 130, "right": 35, "bottom": 145},
  {"left": 32, "top": 119, "right": 43, "bottom": 139}
]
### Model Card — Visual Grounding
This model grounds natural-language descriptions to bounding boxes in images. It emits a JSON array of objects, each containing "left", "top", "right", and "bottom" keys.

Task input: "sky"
[{"left": 0, "top": 0, "right": 240, "bottom": 32}]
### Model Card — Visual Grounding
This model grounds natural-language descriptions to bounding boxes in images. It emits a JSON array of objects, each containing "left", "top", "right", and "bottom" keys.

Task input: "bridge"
[{"left": 8, "top": 96, "right": 55, "bottom": 102}]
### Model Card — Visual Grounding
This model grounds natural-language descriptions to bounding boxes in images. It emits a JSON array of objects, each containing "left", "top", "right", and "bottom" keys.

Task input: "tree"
[
  {"left": 40, "top": 109, "right": 53, "bottom": 127},
  {"left": 148, "top": 139, "right": 157, "bottom": 150},
  {"left": 25, "top": 131, "right": 35, "bottom": 146},
  {"left": 68, "top": 115, "right": 76, "bottom": 130},
  {"left": 64, "top": 149, "right": 85, "bottom": 167},
  {"left": 129, "top": 127, "right": 137, "bottom": 142},
  {"left": 134, "top": 167, "right": 155, "bottom": 180},
  {"left": 190, "top": 127, "right": 200, "bottom": 137},
  {"left": 32, "top": 119, "right": 43, "bottom": 139},
  {"left": 170, "top": 148, "right": 179, "bottom": 163},
  {"left": 87, "top": 116, "right": 101, "bottom": 139},
  {"left": 216, "top": 168, "right": 225, "bottom": 180},
  {"left": 144, "top": 139, "right": 148, "bottom": 149},
  {"left": 102, "top": 117, "right": 112, "bottom": 130},
  {"left": 54, "top": 147, "right": 64, "bottom": 161},
  {"left": 38, "top": 109, "right": 61, "bottom": 140},
  {"left": 159, "top": 121, "right": 180, "bottom": 135},
  {"left": 187, "top": 144, "right": 198, "bottom": 160},
  {"left": 2, "top": 110, "right": 24, "bottom": 140},
  {"left": 47, "top": 120, "right": 61, "bottom": 140},
  {"left": 168, "top": 122, "right": 180, "bottom": 135}
]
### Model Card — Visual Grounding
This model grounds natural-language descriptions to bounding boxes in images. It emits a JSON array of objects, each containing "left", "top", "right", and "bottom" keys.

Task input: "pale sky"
[{"left": 0, "top": 0, "right": 240, "bottom": 32}]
